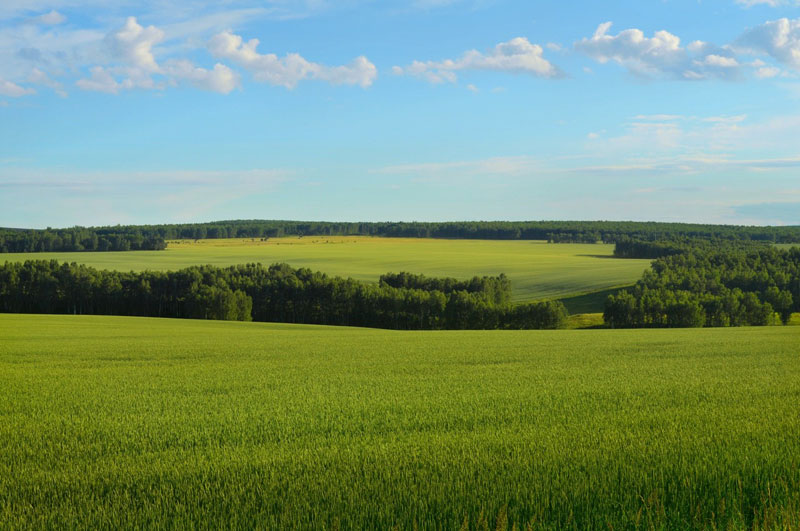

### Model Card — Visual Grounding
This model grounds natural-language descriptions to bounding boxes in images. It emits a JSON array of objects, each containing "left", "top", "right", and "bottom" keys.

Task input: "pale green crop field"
[
  {"left": 2, "top": 237, "right": 651, "bottom": 303},
  {"left": 1, "top": 314, "right": 798, "bottom": 529}
]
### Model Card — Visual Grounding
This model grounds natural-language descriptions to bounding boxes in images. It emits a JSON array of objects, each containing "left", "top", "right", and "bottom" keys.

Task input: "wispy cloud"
[
  {"left": 0, "top": 168, "right": 289, "bottom": 189},
  {"left": 0, "top": 77, "right": 35, "bottom": 97},
  {"left": 735, "top": 0, "right": 800, "bottom": 7},
  {"left": 25, "top": 10, "right": 66, "bottom": 25},
  {"left": 27, "top": 67, "right": 66, "bottom": 97},
  {"left": 375, "top": 156, "right": 539, "bottom": 178},
  {"left": 372, "top": 111, "right": 800, "bottom": 184},
  {"left": 731, "top": 201, "right": 800, "bottom": 225}
]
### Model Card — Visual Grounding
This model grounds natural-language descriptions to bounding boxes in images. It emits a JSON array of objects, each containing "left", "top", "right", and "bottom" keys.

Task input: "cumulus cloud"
[
  {"left": 75, "top": 17, "right": 166, "bottom": 92},
  {"left": 75, "top": 17, "right": 241, "bottom": 94},
  {"left": 393, "top": 37, "right": 563, "bottom": 83},
  {"left": 208, "top": 30, "right": 377, "bottom": 88},
  {"left": 0, "top": 77, "right": 35, "bottom": 97},
  {"left": 575, "top": 19, "right": 800, "bottom": 81},
  {"left": 107, "top": 16, "right": 164, "bottom": 73},
  {"left": 164, "top": 59, "right": 240, "bottom": 94},
  {"left": 736, "top": 18, "right": 800, "bottom": 70},
  {"left": 575, "top": 22, "right": 741, "bottom": 80}
]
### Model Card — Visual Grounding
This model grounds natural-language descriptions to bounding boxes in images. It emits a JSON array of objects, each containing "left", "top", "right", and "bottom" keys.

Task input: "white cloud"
[
  {"left": 73, "top": 17, "right": 242, "bottom": 94},
  {"left": 28, "top": 10, "right": 66, "bottom": 25},
  {"left": 164, "top": 59, "right": 240, "bottom": 94},
  {"left": 107, "top": 16, "right": 164, "bottom": 73},
  {"left": 75, "top": 66, "right": 131, "bottom": 94},
  {"left": 393, "top": 37, "right": 563, "bottom": 83},
  {"left": 702, "top": 114, "right": 747, "bottom": 123},
  {"left": 28, "top": 68, "right": 67, "bottom": 97},
  {"left": 375, "top": 156, "right": 539, "bottom": 180},
  {"left": 0, "top": 77, "right": 35, "bottom": 97},
  {"left": 698, "top": 54, "right": 739, "bottom": 67},
  {"left": 208, "top": 30, "right": 377, "bottom": 88},
  {"left": 756, "top": 66, "right": 782, "bottom": 77},
  {"left": 75, "top": 17, "right": 167, "bottom": 92},
  {"left": 575, "top": 22, "right": 741, "bottom": 80},
  {"left": 736, "top": 18, "right": 800, "bottom": 70},
  {"left": 14, "top": 13, "right": 370, "bottom": 96},
  {"left": 576, "top": 17, "right": 800, "bottom": 81}
]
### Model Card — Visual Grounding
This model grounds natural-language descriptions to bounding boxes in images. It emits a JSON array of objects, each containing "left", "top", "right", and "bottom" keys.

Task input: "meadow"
[
  {"left": 2, "top": 237, "right": 651, "bottom": 305},
  {"left": 1, "top": 314, "right": 798, "bottom": 529}
]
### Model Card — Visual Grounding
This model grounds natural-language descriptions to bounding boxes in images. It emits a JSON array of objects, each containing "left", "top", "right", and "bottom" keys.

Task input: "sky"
[{"left": 1, "top": 0, "right": 800, "bottom": 228}]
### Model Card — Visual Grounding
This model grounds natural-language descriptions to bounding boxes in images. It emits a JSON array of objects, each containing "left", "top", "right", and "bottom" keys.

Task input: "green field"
[
  {"left": 1, "top": 314, "right": 798, "bottom": 529},
  {"left": 1, "top": 237, "right": 651, "bottom": 304}
]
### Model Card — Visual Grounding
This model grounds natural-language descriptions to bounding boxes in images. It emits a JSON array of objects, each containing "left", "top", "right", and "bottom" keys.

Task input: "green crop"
[
  {"left": 1, "top": 236, "right": 651, "bottom": 305},
  {"left": 1, "top": 314, "right": 798, "bottom": 529}
]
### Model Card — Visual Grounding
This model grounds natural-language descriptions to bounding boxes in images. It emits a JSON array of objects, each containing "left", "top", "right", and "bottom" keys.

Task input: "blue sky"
[{"left": 1, "top": 0, "right": 800, "bottom": 227}]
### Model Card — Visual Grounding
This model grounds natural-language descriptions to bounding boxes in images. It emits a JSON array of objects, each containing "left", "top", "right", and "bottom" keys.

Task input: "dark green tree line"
[
  {"left": 0, "top": 227, "right": 165, "bottom": 253},
  {"left": 604, "top": 247, "right": 800, "bottom": 328},
  {"left": 0, "top": 261, "right": 567, "bottom": 330},
  {"left": 4, "top": 220, "right": 799, "bottom": 253},
  {"left": 612, "top": 237, "right": 771, "bottom": 259}
]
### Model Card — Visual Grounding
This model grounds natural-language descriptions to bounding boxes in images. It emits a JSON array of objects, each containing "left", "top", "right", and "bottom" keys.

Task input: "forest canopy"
[{"left": 604, "top": 246, "right": 800, "bottom": 328}]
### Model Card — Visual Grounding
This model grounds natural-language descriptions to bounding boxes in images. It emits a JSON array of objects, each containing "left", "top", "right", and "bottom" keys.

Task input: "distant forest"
[
  {"left": 0, "top": 261, "right": 567, "bottom": 330},
  {"left": 2, "top": 219, "right": 800, "bottom": 253}
]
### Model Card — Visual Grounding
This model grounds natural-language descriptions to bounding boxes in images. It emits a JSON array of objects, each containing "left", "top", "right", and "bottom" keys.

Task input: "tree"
[
  {"left": 764, "top": 286, "right": 794, "bottom": 325},
  {"left": 604, "top": 291, "right": 638, "bottom": 328}
]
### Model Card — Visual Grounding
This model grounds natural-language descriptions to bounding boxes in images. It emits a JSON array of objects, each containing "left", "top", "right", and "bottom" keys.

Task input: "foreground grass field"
[
  {"left": 1, "top": 314, "right": 798, "bottom": 529},
  {"left": 2, "top": 237, "right": 651, "bottom": 304}
]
